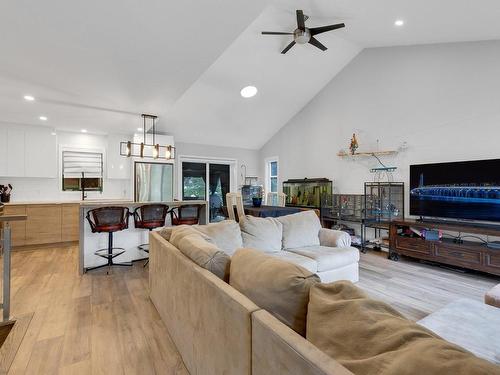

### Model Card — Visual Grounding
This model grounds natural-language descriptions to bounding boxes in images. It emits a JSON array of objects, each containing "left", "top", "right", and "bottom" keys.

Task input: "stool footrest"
[
  {"left": 95, "top": 247, "right": 125, "bottom": 259},
  {"left": 138, "top": 243, "right": 149, "bottom": 252}
]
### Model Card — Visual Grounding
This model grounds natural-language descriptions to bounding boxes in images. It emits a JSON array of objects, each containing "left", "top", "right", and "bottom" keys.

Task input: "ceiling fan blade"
[
  {"left": 310, "top": 23, "right": 345, "bottom": 36},
  {"left": 261, "top": 31, "right": 294, "bottom": 35},
  {"left": 309, "top": 37, "right": 327, "bottom": 51},
  {"left": 296, "top": 10, "right": 306, "bottom": 30},
  {"left": 281, "top": 41, "right": 296, "bottom": 54}
]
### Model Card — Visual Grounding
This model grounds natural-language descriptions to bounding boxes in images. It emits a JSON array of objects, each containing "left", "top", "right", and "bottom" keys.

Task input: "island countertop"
[
  {"left": 2, "top": 199, "right": 132, "bottom": 206},
  {"left": 79, "top": 200, "right": 208, "bottom": 274}
]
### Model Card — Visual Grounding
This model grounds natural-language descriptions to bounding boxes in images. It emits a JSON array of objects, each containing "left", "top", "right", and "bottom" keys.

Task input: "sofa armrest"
[{"left": 319, "top": 228, "right": 351, "bottom": 248}]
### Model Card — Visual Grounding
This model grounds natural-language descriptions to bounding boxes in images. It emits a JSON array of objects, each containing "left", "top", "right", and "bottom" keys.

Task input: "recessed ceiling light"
[
  {"left": 39, "top": 116, "right": 48, "bottom": 121},
  {"left": 81, "top": 129, "right": 87, "bottom": 133},
  {"left": 240, "top": 86, "right": 258, "bottom": 98},
  {"left": 394, "top": 20, "right": 404, "bottom": 27},
  {"left": 51, "top": 132, "right": 57, "bottom": 136},
  {"left": 24, "top": 95, "right": 35, "bottom": 101},
  {"left": 137, "top": 127, "right": 143, "bottom": 132}
]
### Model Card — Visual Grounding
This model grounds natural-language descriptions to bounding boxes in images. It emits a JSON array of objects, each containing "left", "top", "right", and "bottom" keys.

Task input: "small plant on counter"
[{"left": 0, "top": 184, "right": 12, "bottom": 203}]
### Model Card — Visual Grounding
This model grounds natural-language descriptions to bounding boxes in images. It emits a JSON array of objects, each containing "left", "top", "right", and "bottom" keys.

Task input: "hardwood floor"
[
  {"left": 0, "top": 244, "right": 498, "bottom": 374},
  {"left": 358, "top": 251, "right": 500, "bottom": 321},
  {"left": 0, "top": 244, "right": 188, "bottom": 375}
]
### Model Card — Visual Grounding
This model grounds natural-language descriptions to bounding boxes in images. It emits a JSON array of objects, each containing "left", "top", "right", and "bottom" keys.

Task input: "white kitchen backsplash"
[{"left": 0, "top": 177, "right": 130, "bottom": 202}]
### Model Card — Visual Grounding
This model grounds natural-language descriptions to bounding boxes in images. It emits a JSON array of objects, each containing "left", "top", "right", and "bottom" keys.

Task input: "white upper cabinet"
[
  {"left": 6, "top": 128, "right": 26, "bottom": 177},
  {"left": 107, "top": 134, "right": 131, "bottom": 179},
  {"left": 0, "top": 125, "right": 57, "bottom": 178},
  {"left": 25, "top": 129, "right": 57, "bottom": 178}
]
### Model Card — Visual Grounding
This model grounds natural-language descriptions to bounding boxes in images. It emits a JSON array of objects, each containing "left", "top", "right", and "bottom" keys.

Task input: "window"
[
  {"left": 62, "top": 151, "right": 103, "bottom": 191},
  {"left": 266, "top": 157, "right": 279, "bottom": 195}
]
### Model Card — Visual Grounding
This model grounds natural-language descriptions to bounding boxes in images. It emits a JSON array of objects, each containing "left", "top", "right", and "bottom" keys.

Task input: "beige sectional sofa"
[
  {"left": 162, "top": 210, "right": 360, "bottom": 283},
  {"left": 149, "top": 231, "right": 353, "bottom": 375}
]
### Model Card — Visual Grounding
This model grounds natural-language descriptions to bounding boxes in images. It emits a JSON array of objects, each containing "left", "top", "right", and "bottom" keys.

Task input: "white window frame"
[
  {"left": 265, "top": 156, "right": 279, "bottom": 195},
  {"left": 59, "top": 145, "right": 106, "bottom": 195}
]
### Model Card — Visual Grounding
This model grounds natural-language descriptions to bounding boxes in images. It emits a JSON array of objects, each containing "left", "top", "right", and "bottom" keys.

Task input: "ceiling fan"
[{"left": 262, "top": 10, "right": 345, "bottom": 54}]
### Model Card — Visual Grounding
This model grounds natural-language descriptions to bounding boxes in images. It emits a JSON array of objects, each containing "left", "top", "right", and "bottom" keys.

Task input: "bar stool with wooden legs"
[
  {"left": 85, "top": 206, "right": 132, "bottom": 274},
  {"left": 133, "top": 204, "right": 169, "bottom": 267}
]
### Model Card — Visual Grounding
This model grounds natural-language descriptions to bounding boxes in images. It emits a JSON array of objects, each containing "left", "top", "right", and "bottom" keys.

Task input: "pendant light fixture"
[{"left": 120, "top": 114, "right": 175, "bottom": 160}]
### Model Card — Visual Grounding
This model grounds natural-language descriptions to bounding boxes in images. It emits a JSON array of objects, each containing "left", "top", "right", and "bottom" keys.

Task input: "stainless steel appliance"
[{"left": 134, "top": 162, "right": 173, "bottom": 202}]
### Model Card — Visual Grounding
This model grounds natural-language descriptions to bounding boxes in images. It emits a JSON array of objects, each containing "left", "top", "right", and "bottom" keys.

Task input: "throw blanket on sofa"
[{"left": 306, "top": 281, "right": 500, "bottom": 375}]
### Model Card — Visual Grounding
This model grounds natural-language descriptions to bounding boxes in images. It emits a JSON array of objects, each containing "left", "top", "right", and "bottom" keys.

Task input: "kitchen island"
[{"left": 79, "top": 200, "right": 207, "bottom": 274}]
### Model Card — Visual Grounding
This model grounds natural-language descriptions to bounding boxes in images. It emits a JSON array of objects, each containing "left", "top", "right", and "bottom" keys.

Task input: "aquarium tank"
[{"left": 283, "top": 178, "right": 332, "bottom": 209}]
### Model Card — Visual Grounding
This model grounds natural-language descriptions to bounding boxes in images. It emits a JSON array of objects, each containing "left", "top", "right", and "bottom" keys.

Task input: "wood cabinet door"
[
  {"left": 26, "top": 205, "right": 62, "bottom": 245},
  {"left": 3, "top": 205, "right": 27, "bottom": 247},
  {"left": 61, "top": 204, "right": 80, "bottom": 242}
]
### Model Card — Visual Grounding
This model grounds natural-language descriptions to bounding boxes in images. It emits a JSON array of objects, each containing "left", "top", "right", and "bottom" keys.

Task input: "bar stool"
[
  {"left": 133, "top": 204, "right": 169, "bottom": 266},
  {"left": 170, "top": 204, "right": 202, "bottom": 226},
  {"left": 86, "top": 206, "right": 132, "bottom": 274}
]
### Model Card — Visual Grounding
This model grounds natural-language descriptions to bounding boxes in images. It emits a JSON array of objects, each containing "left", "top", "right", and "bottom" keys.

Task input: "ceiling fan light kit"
[
  {"left": 262, "top": 9, "right": 345, "bottom": 54},
  {"left": 120, "top": 114, "right": 175, "bottom": 160}
]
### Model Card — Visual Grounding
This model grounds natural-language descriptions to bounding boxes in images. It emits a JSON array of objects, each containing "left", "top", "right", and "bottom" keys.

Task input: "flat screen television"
[{"left": 410, "top": 159, "right": 500, "bottom": 222}]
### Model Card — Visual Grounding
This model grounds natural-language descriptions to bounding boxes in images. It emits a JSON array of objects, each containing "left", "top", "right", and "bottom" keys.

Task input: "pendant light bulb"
[
  {"left": 153, "top": 144, "right": 159, "bottom": 159},
  {"left": 165, "top": 146, "right": 171, "bottom": 159},
  {"left": 126, "top": 141, "right": 131, "bottom": 157}
]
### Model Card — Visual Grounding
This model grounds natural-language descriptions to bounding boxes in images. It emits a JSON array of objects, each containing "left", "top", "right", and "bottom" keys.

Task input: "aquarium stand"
[{"left": 389, "top": 219, "right": 500, "bottom": 276}]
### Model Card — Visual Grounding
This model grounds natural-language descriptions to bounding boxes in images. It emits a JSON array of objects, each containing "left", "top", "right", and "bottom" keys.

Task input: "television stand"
[
  {"left": 389, "top": 219, "right": 500, "bottom": 276},
  {"left": 416, "top": 217, "right": 500, "bottom": 231}
]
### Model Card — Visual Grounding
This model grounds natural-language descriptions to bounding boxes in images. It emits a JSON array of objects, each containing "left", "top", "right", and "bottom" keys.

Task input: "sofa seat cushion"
[
  {"left": 306, "top": 281, "right": 500, "bottom": 375},
  {"left": 230, "top": 248, "right": 320, "bottom": 337},
  {"left": 287, "top": 246, "right": 359, "bottom": 272},
  {"left": 193, "top": 220, "right": 243, "bottom": 256},
  {"left": 278, "top": 210, "right": 321, "bottom": 249},
  {"left": 239, "top": 215, "right": 283, "bottom": 252},
  {"left": 268, "top": 251, "right": 318, "bottom": 273}
]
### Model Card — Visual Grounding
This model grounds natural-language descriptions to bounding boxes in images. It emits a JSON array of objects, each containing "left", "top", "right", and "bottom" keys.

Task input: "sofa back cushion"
[
  {"left": 230, "top": 248, "right": 320, "bottom": 336},
  {"left": 194, "top": 220, "right": 243, "bottom": 256},
  {"left": 306, "top": 281, "right": 499, "bottom": 375},
  {"left": 278, "top": 210, "right": 321, "bottom": 249},
  {"left": 239, "top": 215, "right": 283, "bottom": 252},
  {"left": 170, "top": 225, "right": 230, "bottom": 281},
  {"left": 158, "top": 226, "right": 173, "bottom": 241}
]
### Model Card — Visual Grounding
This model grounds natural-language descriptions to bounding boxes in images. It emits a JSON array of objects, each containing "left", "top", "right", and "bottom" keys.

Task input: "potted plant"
[
  {"left": 252, "top": 191, "right": 263, "bottom": 207},
  {"left": 0, "top": 184, "right": 12, "bottom": 203}
]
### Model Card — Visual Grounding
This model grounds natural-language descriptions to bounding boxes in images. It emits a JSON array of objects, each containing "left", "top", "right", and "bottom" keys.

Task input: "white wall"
[
  {"left": 0, "top": 130, "right": 130, "bottom": 202},
  {"left": 260, "top": 40, "right": 500, "bottom": 214}
]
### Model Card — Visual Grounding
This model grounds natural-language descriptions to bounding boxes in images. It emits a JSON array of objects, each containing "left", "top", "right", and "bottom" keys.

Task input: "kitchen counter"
[
  {"left": 79, "top": 200, "right": 208, "bottom": 274},
  {"left": 2, "top": 199, "right": 130, "bottom": 206}
]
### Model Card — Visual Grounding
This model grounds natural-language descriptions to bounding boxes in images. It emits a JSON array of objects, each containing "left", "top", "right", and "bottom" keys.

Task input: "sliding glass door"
[
  {"left": 208, "top": 164, "right": 230, "bottom": 222},
  {"left": 182, "top": 162, "right": 207, "bottom": 201},
  {"left": 181, "top": 160, "right": 234, "bottom": 222}
]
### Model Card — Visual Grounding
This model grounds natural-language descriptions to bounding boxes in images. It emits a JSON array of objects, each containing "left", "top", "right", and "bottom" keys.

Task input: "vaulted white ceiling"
[{"left": 1, "top": 0, "right": 500, "bottom": 148}]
